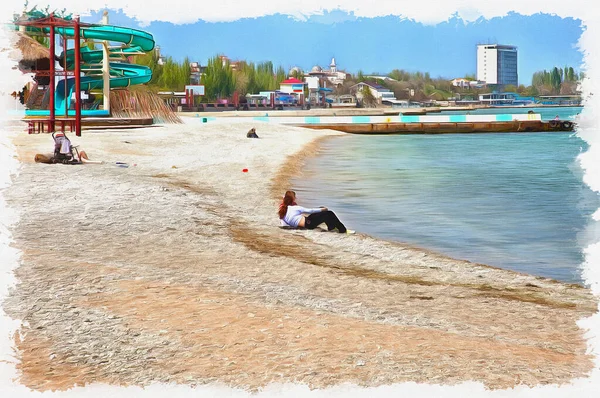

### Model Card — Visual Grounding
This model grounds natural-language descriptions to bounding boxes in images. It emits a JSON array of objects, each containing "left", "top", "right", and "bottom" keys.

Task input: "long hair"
[{"left": 278, "top": 190, "right": 296, "bottom": 219}]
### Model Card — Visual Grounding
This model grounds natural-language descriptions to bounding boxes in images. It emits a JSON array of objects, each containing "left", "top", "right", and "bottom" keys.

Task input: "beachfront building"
[
  {"left": 477, "top": 92, "right": 535, "bottom": 106},
  {"left": 477, "top": 44, "right": 518, "bottom": 87},
  {"left": 537, "top": 95, "right": 582, "bottom": 106},
  {"left": 279, "top": 78, "right": 306, "bottom": 95}
]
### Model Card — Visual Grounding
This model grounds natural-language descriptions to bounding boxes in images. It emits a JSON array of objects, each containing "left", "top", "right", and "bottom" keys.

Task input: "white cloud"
[{"left": 0, "top": 0, "right": 594, "bottom": 25}]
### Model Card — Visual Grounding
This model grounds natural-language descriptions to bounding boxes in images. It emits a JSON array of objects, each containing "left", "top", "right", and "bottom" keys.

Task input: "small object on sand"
[
  {"left": 247, "top": 128, "right": 259, "bottom": 138},
  {"left": 242, "top": 168, "right": 248, "bottom": 173},
  {"left": 172, "top": 165, "right": 177, "bottom": 169}
]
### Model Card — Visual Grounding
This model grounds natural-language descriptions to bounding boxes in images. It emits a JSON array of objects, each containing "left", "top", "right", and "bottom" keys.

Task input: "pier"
[{"left": 194, "top": 113, "right": 575, "bottom": 134}]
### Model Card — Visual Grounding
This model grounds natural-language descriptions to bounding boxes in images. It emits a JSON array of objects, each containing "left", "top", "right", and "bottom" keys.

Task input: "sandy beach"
[{"left": 1, "top": 118, "right": 598, "bottom": 392}]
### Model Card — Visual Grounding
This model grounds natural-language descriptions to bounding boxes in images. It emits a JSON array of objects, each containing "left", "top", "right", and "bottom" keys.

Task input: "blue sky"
[{"left": 83, "top": 9, "right": 581, "bottom": 85}]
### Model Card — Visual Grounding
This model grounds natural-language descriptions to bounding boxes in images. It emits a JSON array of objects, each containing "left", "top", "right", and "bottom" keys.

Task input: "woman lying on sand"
[{"left": 279, "top": 190, "right": 355, "bottom": 234}]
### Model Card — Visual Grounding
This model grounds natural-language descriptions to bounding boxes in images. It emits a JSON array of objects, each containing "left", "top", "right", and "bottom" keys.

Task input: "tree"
[
  {"left": 291, "top": 69, "right": 304, "bottom": 80},
  {"left": 202, "top": 55, "right": 235, "bottom": 100},
  {"left": 551, "top": 67, "right": 562, "bottom": 93},
  {"left": 275, "top": 66, "right": 286, "bottom": 86},
  {"left": 567, "top": 67, "right": 575, "bottom": 82},
  {"left": 360, "top": 84, "right": 376, "bottom": 107}
]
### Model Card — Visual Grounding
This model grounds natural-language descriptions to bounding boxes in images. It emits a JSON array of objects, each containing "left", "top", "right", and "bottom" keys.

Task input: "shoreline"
[
  {"left": 272, "top": 129, "right": 583, "bottom": 286},
  {"left": 1, "top": 119, "right": 597, "bottom": 391}
]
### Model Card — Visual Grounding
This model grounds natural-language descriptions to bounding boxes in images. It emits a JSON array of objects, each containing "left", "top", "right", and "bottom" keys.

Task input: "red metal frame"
[{"left": 16, "top": 13, "right": 88, "bottom": 136}]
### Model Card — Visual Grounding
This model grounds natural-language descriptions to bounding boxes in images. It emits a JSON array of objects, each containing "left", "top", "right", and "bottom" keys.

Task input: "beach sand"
[{"left": 1, "top": 119, "right": 598, "bottom": 391}]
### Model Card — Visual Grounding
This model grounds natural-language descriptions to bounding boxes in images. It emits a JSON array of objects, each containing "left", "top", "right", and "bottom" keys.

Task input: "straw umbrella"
[{"left": 9, "top": 31, "right": 52, "bottom": 63}]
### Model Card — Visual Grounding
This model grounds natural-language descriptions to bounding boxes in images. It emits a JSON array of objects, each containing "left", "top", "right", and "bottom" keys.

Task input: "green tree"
[
  {"left": 291, "top": 68, "right": 304, "bottom": 80},
  {"left": 567, "top": 67, "right": 575, "bottom": 82},
  {"left": 202, "top": 55, "right": 235, "bottom": 100},
  {"left": 275, "top": 66, "right": 286, "bottom": 86},
  {"left": 551, "top": 67, "right": 562, "bottom": 93},
  {"left": 361, "top": 84, "right": 376, "bottom": 107}
]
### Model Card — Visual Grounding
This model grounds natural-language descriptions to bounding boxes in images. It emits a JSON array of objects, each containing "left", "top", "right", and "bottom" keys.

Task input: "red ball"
[{"left": 242, "top": 168, "right": 248, "bottom": 173}]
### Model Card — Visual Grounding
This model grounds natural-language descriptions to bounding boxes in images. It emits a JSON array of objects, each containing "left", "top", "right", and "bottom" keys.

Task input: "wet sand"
[{"left": 1, "top": 119, "right": 597, "bottom": 391}]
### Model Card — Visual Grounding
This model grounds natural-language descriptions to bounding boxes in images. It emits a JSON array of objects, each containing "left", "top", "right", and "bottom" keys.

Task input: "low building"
[
  {"left": 478, "top": 92, "right": 535, "bottom": 106},
  {"left": 451, "top": 78, "right": 471, "bottom": 88},
  {"left": 279, "top": 78, "right": 306, "bottom": 95},
  {"left": 537, "top": 95, "right": 582, "bottom": 106},
  {"left": 478, "top": 92, "right": 516, "bottom": 105},
  {"left": 350, "top": 82, "right": 398, "bottom": 104},
  {"left": 451, "top": 78, "right": 486, "bottom": 89}
]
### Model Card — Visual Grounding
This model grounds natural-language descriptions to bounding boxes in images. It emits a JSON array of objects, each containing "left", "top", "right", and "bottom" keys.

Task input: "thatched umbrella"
[
  {"left": 8, "top": 31, "right": 51, "bottom": 62},
  {"left": 8, "top": 31, "right": 52, "bottom": 86}
]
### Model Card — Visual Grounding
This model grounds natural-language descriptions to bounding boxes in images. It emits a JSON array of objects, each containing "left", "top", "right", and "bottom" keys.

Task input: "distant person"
[
  {"left": 278, "top": 190, "right": 354, "bottom": 234},
  {"left": 554, "top": 115, "right": 560, "bottom": 120},
  {"left": 247, "top": 128, "right": 259, "bottom": 138},
  {"left": 527, "top": 110, "right": 535, "bottom": 114}
]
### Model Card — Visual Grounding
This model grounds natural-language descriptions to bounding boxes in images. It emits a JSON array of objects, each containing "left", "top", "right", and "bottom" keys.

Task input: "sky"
[{"left": 80, "top": 9, "right": 584, "bottom": 86}]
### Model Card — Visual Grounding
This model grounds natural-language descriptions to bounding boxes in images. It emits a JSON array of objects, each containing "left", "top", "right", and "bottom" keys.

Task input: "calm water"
[
  {"left": 438, "top": 106, "right": 583, "bottom": 121},
  {"left": 292, "top": 131, "right": 599, "bottom": 283}
]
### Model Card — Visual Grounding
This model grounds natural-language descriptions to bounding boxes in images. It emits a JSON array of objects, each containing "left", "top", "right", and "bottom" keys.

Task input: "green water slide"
[{"left": 25, "top": 23, "right": 155, "bottom": 116}]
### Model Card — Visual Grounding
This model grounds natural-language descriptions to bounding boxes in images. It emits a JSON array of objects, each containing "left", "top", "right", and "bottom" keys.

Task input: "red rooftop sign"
[{"left": 281, "top": 78, "right": 304, "bottom": 84}]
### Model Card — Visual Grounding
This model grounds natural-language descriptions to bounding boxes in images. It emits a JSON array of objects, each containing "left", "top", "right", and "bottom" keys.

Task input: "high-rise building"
[{"left": 477, "top": 44, "right": 518, "bottom": 86}]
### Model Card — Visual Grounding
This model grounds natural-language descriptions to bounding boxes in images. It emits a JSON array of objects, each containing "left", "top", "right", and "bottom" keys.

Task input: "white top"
[{"left": 281, "top": 205, "right": 322, "bottom": 227}]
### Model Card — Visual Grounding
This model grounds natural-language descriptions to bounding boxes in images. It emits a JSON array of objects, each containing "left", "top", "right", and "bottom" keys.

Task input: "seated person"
[
  {"left": 54, "top": 132, "right": 71, "bottom": 157},
  {"left": 278, "top": 190, "right": 354, "bottom": 234},
  {"left": 247, "top": 128, "right": 259, "bottom": 138},
  {"left": 51, "top": 132, "right": 96, "bottom": 163}
]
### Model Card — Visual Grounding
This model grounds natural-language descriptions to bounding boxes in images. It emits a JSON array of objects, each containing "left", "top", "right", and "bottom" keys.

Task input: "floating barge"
[
  {"left": 198, "top": 113, "right": 575, "bottom": 134},
  {"left": 297, "top": 120, "right": 574, "bottom": 134}
]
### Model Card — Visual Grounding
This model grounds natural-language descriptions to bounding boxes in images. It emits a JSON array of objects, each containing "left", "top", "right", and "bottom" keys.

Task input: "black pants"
[{"left": 305, "top": 210, "right": 347, "bottom": 233}]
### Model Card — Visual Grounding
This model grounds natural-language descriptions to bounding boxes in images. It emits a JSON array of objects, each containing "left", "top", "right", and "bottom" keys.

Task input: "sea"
[{"left": 291, "top": 106, "right": 599, "bottom": 284}]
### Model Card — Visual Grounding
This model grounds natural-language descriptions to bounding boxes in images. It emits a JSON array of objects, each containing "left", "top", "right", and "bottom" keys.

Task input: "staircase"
[{"left": 26, "top": 85, "right": 50, "bottom": 110}]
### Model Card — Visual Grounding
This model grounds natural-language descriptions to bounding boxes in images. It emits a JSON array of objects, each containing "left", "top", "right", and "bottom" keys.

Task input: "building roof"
[
  {"left": 10, "top": 32, "right": 52, "bottom": 62},
  {"left": 281, "top": 78, "right": 305, "bottom": 84}
]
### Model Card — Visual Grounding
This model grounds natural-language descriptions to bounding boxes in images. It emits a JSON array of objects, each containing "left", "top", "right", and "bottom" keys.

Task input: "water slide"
[{"left": 25, "top": 22, "right": 155, "bottom": 117}]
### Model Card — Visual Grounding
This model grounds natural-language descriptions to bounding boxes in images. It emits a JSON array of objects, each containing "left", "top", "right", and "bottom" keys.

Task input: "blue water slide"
[{"left": 25, "top": 23, "right": 155, "bottom": 117}]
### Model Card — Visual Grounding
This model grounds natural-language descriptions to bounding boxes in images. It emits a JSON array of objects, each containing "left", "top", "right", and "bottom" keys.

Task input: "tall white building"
[{"left": 477, "top": 44, "right": 518, "bottom": 86}]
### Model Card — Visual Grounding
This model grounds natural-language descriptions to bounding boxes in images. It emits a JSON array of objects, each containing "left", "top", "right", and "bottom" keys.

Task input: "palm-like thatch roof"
[{"left": 8, "top": 31, "right": 51, "bottom": 62}]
